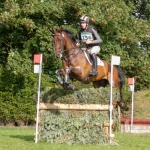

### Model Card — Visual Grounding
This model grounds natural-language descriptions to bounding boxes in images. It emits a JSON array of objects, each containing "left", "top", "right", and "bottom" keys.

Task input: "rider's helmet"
[{"left": 80, "top": 15, "right": 89, "bottom": 23}]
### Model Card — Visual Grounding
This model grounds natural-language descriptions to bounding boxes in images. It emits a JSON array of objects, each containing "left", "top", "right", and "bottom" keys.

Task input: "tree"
[
  {"left": 0, "top": 0, "right": 150, "bottom": 88},
  {"left": 0, "top": 0, "right": 150, "bottom": 123}
]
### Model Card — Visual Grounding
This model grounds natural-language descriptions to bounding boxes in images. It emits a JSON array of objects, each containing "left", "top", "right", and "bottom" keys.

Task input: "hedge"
[{"left": 38, "top": 87, "right": 120, "bottom": 145}]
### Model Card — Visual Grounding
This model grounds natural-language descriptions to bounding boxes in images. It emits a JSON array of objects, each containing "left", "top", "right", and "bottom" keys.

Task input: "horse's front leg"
[
  {"left": 55, "top": 68, "right": 74, "bottom": 90},
  {"left": 55, "top": 68, "right": 70, "bottom": 84},
  {"left": 64, "top": 68, "right": 74, "bottom": 90},
  {"left": 55, "top": 69, "right": 64, "bottom": 85},
  {"left": 65, "top": 68, "right": 71, "bottom": 84}
]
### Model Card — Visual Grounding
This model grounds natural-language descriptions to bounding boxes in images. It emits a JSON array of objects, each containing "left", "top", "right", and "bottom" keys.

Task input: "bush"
[{"left": 0, "top": 90, "right": 35, "bottom": 126}]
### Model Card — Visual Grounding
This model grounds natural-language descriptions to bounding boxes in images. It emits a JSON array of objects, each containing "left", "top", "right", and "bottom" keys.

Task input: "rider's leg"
[
  {"left": 90, "top": 53, "right": 98, "bottom": 75},
  {"left": 89, "top": 46, "right": 100, "bottom": 76}
]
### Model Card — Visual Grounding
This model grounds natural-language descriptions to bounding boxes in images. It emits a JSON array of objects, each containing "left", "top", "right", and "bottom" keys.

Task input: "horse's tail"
[
  {"left": 115, "top": 66, "right": 125, "bottom": 107},
  {"left": 115, "top": 66, "right": 125, "bottom": 89}
]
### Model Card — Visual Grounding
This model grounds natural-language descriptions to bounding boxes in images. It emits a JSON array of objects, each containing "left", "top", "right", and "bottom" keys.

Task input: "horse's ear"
[
  {"left": 60, "top": 26, "right": 63, "bottom": 32},
  {"left": 51, "top": 28, "right": 57, "bottom": 34}
]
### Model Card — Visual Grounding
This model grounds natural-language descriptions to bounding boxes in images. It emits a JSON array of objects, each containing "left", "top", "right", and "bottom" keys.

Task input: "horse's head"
[
  {"left": 51, "top": 28, "right": 65, "bottom": 58},
  {"left": 51, "top": 27, "right": 77, "bottom": 58}
]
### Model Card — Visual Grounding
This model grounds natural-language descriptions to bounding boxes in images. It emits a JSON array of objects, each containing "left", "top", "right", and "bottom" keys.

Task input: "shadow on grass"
[{"left": 10, "top": 135, "right": 34, "bottom": 142}]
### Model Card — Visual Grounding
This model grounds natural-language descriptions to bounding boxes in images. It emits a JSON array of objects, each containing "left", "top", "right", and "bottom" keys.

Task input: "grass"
[
  {"left": 0, "top": 90, "right": 149, "bottom": 150},
  {"left": 0, "top": 126, "right": 150, "bottom": 150},
  {"left": 134, "top": 89, "right": 150, "bottom": 118},
  {"left": 123, "top": 89, "right": 150, "bottom": 118}
]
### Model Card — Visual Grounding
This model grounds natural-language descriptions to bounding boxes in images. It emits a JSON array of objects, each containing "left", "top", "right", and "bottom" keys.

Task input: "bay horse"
[{"left": 51, "top": 27, "right": 125, "bottom": 106}]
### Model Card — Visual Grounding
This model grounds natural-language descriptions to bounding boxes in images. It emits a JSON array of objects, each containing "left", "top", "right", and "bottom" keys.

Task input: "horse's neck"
[
  {"left": 65, "top": 40, "right": 76, "bottom": 50},
  {"left": 64, "top": 39, "right": 77, "bottom": 55}
]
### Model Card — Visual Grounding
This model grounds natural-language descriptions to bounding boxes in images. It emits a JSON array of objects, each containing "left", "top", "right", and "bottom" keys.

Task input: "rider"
[{"left": 76, "top": 15, "right": 102, "bottom": 76}]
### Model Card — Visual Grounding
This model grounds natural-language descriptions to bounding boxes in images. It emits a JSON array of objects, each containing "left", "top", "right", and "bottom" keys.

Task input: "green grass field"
[
  {"left": 123, "top": 89, "right": 150, "bottom": 118},
  {"left": 0, "top": 126, "right": 150, "bottom": 150}
]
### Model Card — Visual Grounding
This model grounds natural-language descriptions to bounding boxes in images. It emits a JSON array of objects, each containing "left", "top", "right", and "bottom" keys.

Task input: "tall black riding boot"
[{"left": 89, "top": 53, "right": 98, "bottom": 76}]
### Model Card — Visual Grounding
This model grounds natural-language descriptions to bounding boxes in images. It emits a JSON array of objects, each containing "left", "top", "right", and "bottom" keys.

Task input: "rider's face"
[{"left": 80, "top": 22, "right": 87, "bottom": 29}]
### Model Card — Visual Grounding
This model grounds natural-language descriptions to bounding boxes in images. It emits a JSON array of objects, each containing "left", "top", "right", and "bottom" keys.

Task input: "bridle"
[
  {"left": 52, "top": 33, "right": 65, "bottom": 58},
  {"left": 53, "top": 32, "right": 79, "bottom": 59}
]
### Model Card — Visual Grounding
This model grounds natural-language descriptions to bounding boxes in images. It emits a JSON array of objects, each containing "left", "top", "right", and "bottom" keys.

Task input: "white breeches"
[{"left": 87, "top": 46, "right": 100, "bottom": 54}]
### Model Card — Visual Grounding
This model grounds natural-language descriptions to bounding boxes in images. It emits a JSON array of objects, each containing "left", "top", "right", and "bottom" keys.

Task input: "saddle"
[{"left": 83, "top": 51, "right": 104, "bottom": 66}]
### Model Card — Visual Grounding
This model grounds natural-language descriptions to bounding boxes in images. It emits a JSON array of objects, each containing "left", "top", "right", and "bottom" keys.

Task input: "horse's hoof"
[
  {"left": 62, "top": 83, "right": 74, "bottom": 90},
  {"left": 62, "top": 84, "right": 68, "bottom": 90},
  {"left": 68, "top": 84, "right": 74, "bottom": 90},
  {"left": 65, "top": 84, "right": 74, "bottom": 90}
]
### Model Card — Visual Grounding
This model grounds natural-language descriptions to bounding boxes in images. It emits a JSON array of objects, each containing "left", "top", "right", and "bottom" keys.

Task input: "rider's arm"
[
  {"left": 76, "top": 32, "right": 81, "bottom": 47},
  {"left": 91, "top": 28, "right": 102, "bottom": 44}
]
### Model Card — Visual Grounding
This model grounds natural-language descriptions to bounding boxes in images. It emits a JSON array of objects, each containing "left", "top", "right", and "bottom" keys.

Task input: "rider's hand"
[
  {"left": 76, "top": 42, "right": 80, "bottom": 47},
  {"left": 86, "top": 40, "right": 93, "bottom": 44}
]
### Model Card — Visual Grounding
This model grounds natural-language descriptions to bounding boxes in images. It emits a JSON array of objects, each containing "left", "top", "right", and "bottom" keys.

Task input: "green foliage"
[
  {"left": 39, "top": 110, "right": 116, "bottom": 144},
  {"left": 40, "top": 85, "right": 132, "bottom": 112},
  {"left": 0, "top": 53, "right": 54, "bottom": 125},
  {"left": 40, "top": 87, "right": 118, "bottom": 104},
  {"left": 0, "top": 90, "right": 35, "bottom": 125},
  {"left": 0, "top": 0, "right": 150, "bottom": 90},
  {"left": 122, "top": 89, "right": 150, "bottom": 118},
  {"left": 38, "top": 87, "right": 120, "bottom": 144}
]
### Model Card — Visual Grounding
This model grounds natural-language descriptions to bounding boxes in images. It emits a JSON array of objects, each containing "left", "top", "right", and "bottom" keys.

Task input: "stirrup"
[{"left": 89, "top": 70, "right": 98, "bottom": 76}]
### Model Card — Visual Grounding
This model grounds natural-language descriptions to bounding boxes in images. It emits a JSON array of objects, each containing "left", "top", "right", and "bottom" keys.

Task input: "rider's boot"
[{"left": 89, "top": 53, "right": 98, "bottom": 76}]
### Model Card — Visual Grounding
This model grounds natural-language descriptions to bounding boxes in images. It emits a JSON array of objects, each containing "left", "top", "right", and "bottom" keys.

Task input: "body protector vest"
[{"left": 78, "top": 25, "right": 100, "bottom": 48}]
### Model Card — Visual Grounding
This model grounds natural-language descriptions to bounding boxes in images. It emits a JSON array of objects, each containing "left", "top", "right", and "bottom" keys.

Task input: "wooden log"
[
  {"left": 103, "top": 121, "right": 114, "bottom": 135},
  {"left": 103, "top": 123, "right": 110, "bottom": 127},
  {"left": 103, "top": 123, "right": 110, "bottom": 135},
  {"left": 39, "top": 102, "right": 110, "bottom": 111}
]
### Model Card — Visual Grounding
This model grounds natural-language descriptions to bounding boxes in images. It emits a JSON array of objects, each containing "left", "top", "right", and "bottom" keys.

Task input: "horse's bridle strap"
[
  {"left": 53, "top": 32, "right": 79, "bottom": 58},
  {"left": 53, "top": 33, "right": 65, "bottom": 53}
]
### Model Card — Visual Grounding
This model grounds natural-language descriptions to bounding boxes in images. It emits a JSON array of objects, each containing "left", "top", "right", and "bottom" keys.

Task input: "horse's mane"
[{"left": 58, "top": 29, "right": 77, "bottom": 44}]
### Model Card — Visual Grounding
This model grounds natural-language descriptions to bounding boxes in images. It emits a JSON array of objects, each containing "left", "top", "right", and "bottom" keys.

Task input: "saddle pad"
[
  {"left": 97, "top": 57, "right": 104, "bottom": 66},
  {"left": 84, "top": 51, "right": 104, "bottom": 66}
]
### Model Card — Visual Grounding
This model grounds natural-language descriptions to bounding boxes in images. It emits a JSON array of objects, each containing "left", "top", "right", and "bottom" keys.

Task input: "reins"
[{"left": 53, "top": 32, "right": 81, "bottom": 59}]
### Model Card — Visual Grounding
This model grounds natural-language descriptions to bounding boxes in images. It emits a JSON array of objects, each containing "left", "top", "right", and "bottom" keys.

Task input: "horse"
[{"left": 51, "top": 27, "right": 125, "bottom": 107}]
